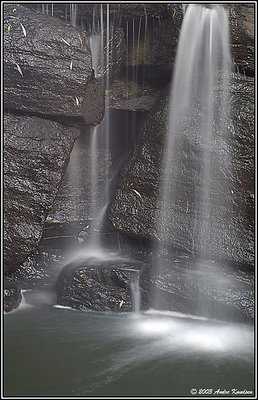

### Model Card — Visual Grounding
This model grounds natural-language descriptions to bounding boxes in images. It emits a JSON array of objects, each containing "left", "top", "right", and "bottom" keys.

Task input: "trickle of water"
[
  {"left": 130, "top": 270, "right": 141, "bottom": 314},
  {"left": 152, "top": 5, "right": 232, "bottom": 310},
  {"left": 70, "top": 4, "right": 77, "bottom": 28}
]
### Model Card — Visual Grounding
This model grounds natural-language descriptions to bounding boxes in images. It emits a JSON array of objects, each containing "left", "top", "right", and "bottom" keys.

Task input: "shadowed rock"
[
  {"left": 4, "top": 112, "right": 79, "bottom": 271},
  {"left": 4, "top": 282, "right": 22, "bottom": 313}
]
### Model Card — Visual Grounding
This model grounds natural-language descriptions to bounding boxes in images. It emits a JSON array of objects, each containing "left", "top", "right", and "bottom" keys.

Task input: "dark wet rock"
[
  {"left": 124, "top": 7, "right": 182, "bottom": 81},
  {"left": 29, "top": 4, "right": 168, "bottom": 24},
  {"left": 4, "top": 248, "right": 66, "bottom": 289},
  {"left": 89, "top": 28, "right": 126, "bottom": 80},
  {"left": 109, "top": 4, "right": 168, "bottom": 19},
  {"left": 25, "top": 3, "right": 168, "bottom": 23},
  {"left": 56, "top": 261, "right": 149, "bottom": 312},
  {"left": 150, "top": 6, "right": 183, "bottom": 76},
  {"left": 229, "top": 4, "right": 254, "bottom": 76},
  {"left": 108, "top": 78, "right": 160, "bottom": 112},
  {"left": 151, "top": 255, "right": 254, "bottom": 321},
  {"left": 109, "top": 74, "right": 254, "bottom": 267},
  {"left": 3, "top": 4, "right": 104, "bottom": 125},
  {"left": 4, "top": 112, "right": 79, "bottom": 271},
  {"left": 4, "top": 282, "right": 22, "bottom": 313}
]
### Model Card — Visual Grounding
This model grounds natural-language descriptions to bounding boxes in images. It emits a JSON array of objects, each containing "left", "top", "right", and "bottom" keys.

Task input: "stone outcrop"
[{"left": 4, "top": 4, "right": 105, "bottom": 125}]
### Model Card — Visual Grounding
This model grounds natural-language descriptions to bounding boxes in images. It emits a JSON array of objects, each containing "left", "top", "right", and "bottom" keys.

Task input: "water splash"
[{"left": 152, "top": 5, "right": 232, "bottom": 309}]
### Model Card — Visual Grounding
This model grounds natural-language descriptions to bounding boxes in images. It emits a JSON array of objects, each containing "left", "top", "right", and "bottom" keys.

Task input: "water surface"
[{"left": 4, "top": 296, "right": 254, "bottom": 397}]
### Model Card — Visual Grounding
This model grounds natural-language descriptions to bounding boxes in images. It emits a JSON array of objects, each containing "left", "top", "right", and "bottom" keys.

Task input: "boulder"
[
  {"left": 4, "top": 112, "right": 79, "bottom": 271},
  {"left": 56, "top": 261, "right": 149, "bottom": 312},
  {"left": 109, "top": 74, "right": 254, "bottom": 267},
  {"left": 3, "top": 4, "right": 104, "bottom": 125},
  {"left": 4, "top": 282, "right": 22, "bottom": 313}
]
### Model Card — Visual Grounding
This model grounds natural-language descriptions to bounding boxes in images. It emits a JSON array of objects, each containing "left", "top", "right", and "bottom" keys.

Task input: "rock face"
[
  {"left": 109, "top": 74, "right": 254, "bottom": 267},
  {"left": 3, "top": 4, "right": 104, "bottom": 125},
  {"left": 4, "top": 247, "right": 66, "bottom": 289},
  {"left": 125, "top": 6, "right": 182, "bottom": 79},
  {"left": 56, "top": 262, "right": 149, "bottom": 312},
  {"left": 4, "top": 113, "right": 79, "bottom": 271},
  {"left": 4, "top": 282, "right": 22, "bottom": 313},
  {"left": 229, "top": 4, "right": 255, "bottom": 76},
  {"left": 150, "top": 255, "right": 254, "bottom": 321}
]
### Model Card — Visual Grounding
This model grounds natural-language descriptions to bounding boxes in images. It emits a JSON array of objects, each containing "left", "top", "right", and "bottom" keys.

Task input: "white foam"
[
  {"left": 53, "top": 304, "right": 77, "bottom": 311},
  {"left": 146, "top": 308, "right": 208, "bottom": 321},
  {"left": 126, "top": 313, "right": 253, "bottom": 355},
  {"left": 4, "top": 292, "right": 33, "bottom": 315}
]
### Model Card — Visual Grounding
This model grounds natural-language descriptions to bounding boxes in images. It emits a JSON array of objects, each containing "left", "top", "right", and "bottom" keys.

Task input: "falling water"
[
  {"left": 104, "top": 4, "right": 111, "bottom": 205},
  {"left": 130, "top": 270, "right": 141, "bottom": 314},
  {"left": 70, "top": 4, "right": 77, "bottom": 28},
  {"left": 152, "top": 5, "right": 232, "bottom": 309},
  {"left": 85, "top": 4, "right": 112, "bottom": 250}
]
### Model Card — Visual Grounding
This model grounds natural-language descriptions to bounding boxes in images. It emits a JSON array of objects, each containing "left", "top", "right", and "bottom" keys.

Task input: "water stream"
[{"left": 152, "top": 5, "right": 232, "bottom": 310}]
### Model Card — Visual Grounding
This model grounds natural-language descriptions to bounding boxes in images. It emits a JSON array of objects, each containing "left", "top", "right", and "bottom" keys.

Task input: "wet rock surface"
[
  {"left": 46, "top": 128, "right": 110, "bottom": 225},
  {"left": 108, "top": 78, "right": 160, "bottom": 112},
  {"left": 4, "top": 248, "right": 66, "bottom": 290},
  {"left": 109, "top": 74, "right": 254, "bottom": 266},
  {"left": 3, "top": 4, "right": 104, "bottom": 125},
  {"left": 4, "top": 282, "right": 22, "bottom": 313},
  {"left": 47, "top": 110, "right": 146, "bottom": 226},
  {"left": 89, "top": 28, "right": 126, "bottom": 80},
  {"left": 56, "top": 261, "right": 149, "bottom": 312},
  {"left": 27, "top": 4, "right": 168, "bottom": 23},
  {"left": 4, "top": 112, "right": 79, "bottom": 270},
  {"left": 229, "top": 4, "right": 255, "bottom": 76},
  {"left": 151, "top": 255, "right": 254, "bottom": 321}
]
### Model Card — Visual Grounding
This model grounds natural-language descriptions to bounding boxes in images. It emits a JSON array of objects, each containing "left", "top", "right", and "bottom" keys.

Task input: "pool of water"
[{"left": 4, "top": 292, "right": 254, "bottom": 397}]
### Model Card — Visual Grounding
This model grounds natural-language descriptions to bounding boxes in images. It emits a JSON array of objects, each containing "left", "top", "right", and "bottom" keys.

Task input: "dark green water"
[{"left": 4, "top": 295, "right": 254, "bottom": 397}]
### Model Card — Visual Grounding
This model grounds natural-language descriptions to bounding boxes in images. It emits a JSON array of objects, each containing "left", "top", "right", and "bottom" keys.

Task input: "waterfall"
[
  {"left": 152, "top": 5, "right": 232, "bottom": 309},
  {"left": 84, "top": 4, "right": 112, "bottom": 250}
]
